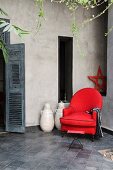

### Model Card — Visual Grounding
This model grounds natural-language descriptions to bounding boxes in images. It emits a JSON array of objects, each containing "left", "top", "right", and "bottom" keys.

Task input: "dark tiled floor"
[{"left": 0, "top": 127, "right": 113, "bottom": 170}]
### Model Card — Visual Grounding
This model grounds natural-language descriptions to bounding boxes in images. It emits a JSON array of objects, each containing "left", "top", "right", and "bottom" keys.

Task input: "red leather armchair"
[{"left": 60, "top": 88, "right": 103, "bottom": 137}]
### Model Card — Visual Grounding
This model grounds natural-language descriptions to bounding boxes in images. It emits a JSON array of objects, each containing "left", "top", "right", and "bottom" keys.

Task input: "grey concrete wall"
[
  {"left": 102, "top": 5, "right": 113, "bottom": 130},
  {"left": 0, "top": 0, "right": 107, "bottom": 126}
]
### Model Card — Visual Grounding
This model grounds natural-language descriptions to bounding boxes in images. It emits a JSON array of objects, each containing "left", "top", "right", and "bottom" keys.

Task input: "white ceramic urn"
[
  {"left": 55, "top": 101, "right": 65, "bottom": 130},
  {"left": 40, "top": 103, "right": 54, "bottom": 132}
]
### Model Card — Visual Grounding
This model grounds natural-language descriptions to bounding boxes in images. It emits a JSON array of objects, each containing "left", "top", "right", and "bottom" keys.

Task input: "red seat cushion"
[{"left": 60, "top": 112, "right": 96, "bottom": 127}]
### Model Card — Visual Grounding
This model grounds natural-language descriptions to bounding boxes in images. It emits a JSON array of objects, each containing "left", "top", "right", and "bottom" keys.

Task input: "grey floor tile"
[
  {"left": 85, "top": 167, "right": 97, "bottom": 170},
  {"left": 0, "top": 130, "right": 113, "bottom": 170},
  {"left": 36, "top": 163, "right": 52, "bottom": 170},
  {"left": 67, "top": 163, "right": 85, "bottom": 170},
  {"left": 76, "top": 152, "right": 90, "bottom": 159},
  {"left": 8, "top": 160, "right": 25, "bottom": 167},
  {"left": 4, "top": 168, "right": 17, "bottom": 170},
  {"left": 86, "top": 160, "right": 102, "bottom": 169},
  {"left": 50, "top": 165, "right": 68, "bottom": 170}
]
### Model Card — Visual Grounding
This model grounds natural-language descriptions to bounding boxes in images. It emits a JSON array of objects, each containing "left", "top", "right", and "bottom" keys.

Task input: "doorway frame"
[{"left": 58, "top": 36, "right": 73, "bottom": 103}]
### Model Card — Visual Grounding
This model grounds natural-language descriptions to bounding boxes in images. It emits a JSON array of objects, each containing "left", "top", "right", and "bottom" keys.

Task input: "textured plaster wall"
[
  {"left": 0, "top": 0, "right": 106, "bottom": 126},
  {"left": 102, "top": 5, "right": 113, "bottom": 130}
]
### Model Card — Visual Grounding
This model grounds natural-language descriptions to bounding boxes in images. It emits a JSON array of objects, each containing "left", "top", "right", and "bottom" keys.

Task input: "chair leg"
[
  {"left": 68, "top": 136, "right": 83, "bottom": 150},
  {"left": 61, "top": 131, "right": 65, "bottom": 137},
  {"left": 91, "top": 135, "right": 94, "bottom": 142}
]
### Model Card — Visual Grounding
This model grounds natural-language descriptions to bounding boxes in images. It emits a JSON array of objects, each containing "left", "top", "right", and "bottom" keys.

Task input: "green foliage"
[
  {"left": 0, "top": 0, "right": 113, "bottom": 61},
  {"left": 51, "top": 0, "right": 113, "bottom": 57},
  {"left": 11, "top": 25, "right": 29, "bottom": 38},
  {"left": 0, "top": 8, "right": 8, "bottom": 16},
  {"left": 0, "top": 19, "right": 29, "bottom": 37},
  {"left": 71, "top": 22, "right": 79, "bottom": 36},
  {"left": 35, "top": 0, "right": 44, "bottom": 17},
  {"left": 0, "top": 38, "right": 8, "bottom": 63},
  {"left": 51, "top": 1, "right": 113, "bottom": 36},
  {"left": 0, "top": 18, "right": 29, "bottom": 62},
  {"left": 0, "top": 1, "right": 113, "bottom": 37},
  {"left": 34, "top": 0, "right": 45, "bottom": 31},
  {"left": 51, "top": 0, "right": 109, "bottom": 10}
]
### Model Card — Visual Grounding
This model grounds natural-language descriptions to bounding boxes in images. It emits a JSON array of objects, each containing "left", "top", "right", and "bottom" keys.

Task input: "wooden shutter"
[{"left": 5, "top": 44, "right": 25, "bottom": 133}]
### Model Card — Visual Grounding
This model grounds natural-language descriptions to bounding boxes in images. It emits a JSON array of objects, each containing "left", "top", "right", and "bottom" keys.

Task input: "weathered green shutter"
[{"left": 6, "top": 44, "right": 25, "bottom": 133}]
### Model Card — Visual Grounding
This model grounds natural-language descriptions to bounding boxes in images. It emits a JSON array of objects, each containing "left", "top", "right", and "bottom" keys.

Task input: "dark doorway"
[
  {"left": 0, "top": 18, "right": 10, "bottom": 131},
  {"left": 0, "top": 50, "right": 5, "bottom": 129},
  {"left": 58, "top": 36, "right": 73, "bottom": 102}
]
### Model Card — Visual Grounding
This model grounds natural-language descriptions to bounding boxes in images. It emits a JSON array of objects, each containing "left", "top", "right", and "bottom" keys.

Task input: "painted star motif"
[{"left": 88, "top": 66, "right": 106, "bottom": 93}]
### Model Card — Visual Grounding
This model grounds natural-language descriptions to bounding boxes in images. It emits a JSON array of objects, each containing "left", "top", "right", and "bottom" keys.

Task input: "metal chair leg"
[
  {"left": 76, "top": 138, "right": 83, "bottom": 150},
  {"left": 92, "top": 135, "right": 94, "bottom": 142},
  {"left": 68, "top": 137, "right": 83, "bottom": 150},
  {"left": 61, "top": 132, "right": 65, "bottom": 137},
  {"left": 68, "top": 137, "right": 76, "bottom": 150}
]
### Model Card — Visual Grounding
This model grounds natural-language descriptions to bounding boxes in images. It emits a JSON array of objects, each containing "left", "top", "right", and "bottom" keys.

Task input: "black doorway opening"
[
  {"left": 58, "top": 36, "right": 73, "bottom": 102},
  {"left": 0, "top": 50, "right": 5, "bottom": 129}
]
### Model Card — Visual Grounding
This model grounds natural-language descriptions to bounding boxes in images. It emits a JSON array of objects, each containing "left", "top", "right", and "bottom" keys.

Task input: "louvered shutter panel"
[{"left": 6, "top": 44, "right": 25, "bottom": 133}]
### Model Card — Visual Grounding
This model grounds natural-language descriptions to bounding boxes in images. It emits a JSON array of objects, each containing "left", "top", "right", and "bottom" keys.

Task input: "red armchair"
[{"left": 60, "top": 88, "right": 103, "bottom": 138}]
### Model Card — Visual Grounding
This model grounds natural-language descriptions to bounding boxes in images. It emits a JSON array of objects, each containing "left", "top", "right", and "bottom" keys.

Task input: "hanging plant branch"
[
  {"left": 34, "top": 0, "right": 45, "bottom": 32},
  {"left": 51, "top": 0, "right": 107, "bottom": 10},
  {"left": 51, "top": 0, "right": 113, "bottom": 36},
  {"left": 51, "top": 0, "right": 112, "bottom": 57},
  {"left": 0, "top": 19, "right": 29, "bottom": 37},
  {"left": 105, "top": 25, "right": 113, "bottom": 36},
  {"left": 11, "top": 25, "right": 30, "bottom": 38},
  {"left": 0, "top": 0, "right": 113, "bottom": 61},
  {"left": 82, "top": 2, "right": 112, "bottom": 26},
  {"left": 0, "top": 18, "right": 29, "bottom": 62},
  {"left": 0, "top": 8, "right": 8, "bottom": 16}
]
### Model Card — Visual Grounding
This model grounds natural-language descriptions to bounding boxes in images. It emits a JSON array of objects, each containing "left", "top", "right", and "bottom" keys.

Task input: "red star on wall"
[{"left": 88, "top": 66, "right": 106, "bottom": 93}]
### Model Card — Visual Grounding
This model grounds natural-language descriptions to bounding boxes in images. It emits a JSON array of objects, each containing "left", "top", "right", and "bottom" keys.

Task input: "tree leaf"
[
  {"left": 0, "top": 37, "right": 8, "bottom": 63},
  {"left": 12, "top": 25, "right": 30, "bottom": 35},
  {"left": 0, "top": 8, "right": 8, "bottom": 16},
  {"left": 3, "top": 23, "right": 11, "bottom": 32},
  {"left": 0, "top": 22, "right": 9, "bottom": 29}
]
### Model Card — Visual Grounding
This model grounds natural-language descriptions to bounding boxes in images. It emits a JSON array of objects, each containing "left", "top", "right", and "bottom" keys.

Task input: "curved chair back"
[{"left": 70, "top": 88, "right": 102, "bottom": 112}]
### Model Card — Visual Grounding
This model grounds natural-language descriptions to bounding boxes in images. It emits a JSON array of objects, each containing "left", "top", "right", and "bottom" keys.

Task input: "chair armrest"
[
  {"left": 63, "top": 106, "right": 75, "bottom": 117},
  {"left": 92, "top": 111, "right": 97, "bottom": 121}
]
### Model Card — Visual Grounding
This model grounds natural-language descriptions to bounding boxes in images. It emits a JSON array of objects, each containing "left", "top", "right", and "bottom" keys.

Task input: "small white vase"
[
  {"left": 40, "top": 103, "right": 54, "bottom": 132},
  {"left": 55, "top": 101, "right": 64, "bottom": 130}
]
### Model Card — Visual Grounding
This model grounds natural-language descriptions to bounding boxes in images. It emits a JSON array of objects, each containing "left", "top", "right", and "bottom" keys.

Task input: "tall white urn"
[
  {"left": 40, "top": 103, "right": 54, "bottom": 132},
  {"left": 55, "top": 101, "right": 65, "bottom": 130}
]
